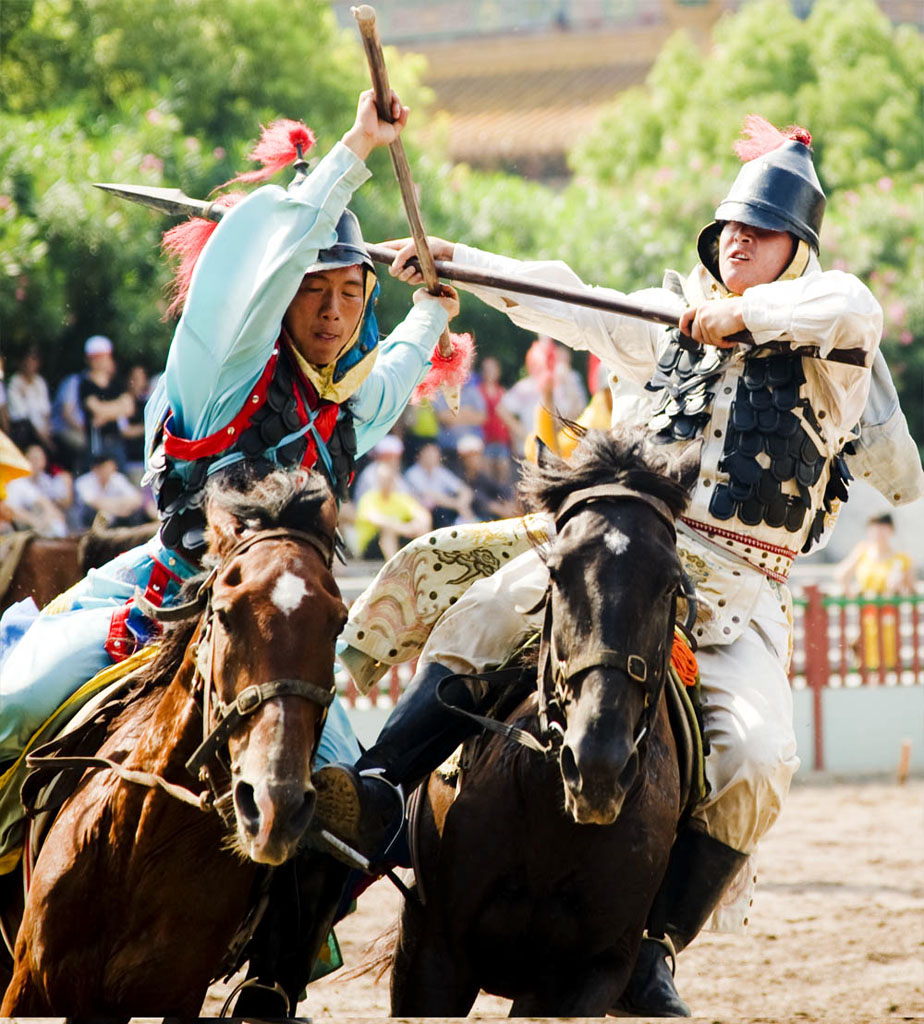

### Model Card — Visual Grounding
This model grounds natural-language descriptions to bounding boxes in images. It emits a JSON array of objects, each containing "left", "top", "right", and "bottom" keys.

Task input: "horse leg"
[
  {"left": 390, "top": 889, "right": 479, "bottom": 1017},
  {"left": 508, "top": 955, "right": 633, "bottom": 1018}
]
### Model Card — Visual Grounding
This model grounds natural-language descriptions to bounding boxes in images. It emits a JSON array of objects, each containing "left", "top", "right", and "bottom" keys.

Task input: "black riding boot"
[
  {"left": 312, "top": 662, "right": 481, "bottom": 854},
  {"left": 617, "top": 824, "right": 749, "bottom": 1018}
]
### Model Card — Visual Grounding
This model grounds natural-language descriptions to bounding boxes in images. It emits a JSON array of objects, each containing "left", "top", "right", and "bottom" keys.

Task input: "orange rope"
[{"left": 670, "top": 631, "right": 699, "bottom": 688}]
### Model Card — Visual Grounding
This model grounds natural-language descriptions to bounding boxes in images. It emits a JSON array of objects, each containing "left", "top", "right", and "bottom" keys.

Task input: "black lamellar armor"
[
  {"left": 646, "top": 333, "right": 853, "bottom": 553},
  {"left": 149, "top": 348, "right": 356, "bottom": 558}
]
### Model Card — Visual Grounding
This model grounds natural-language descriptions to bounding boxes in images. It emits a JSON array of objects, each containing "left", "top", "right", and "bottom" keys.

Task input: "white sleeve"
[
  {"left": 741, "top": 269, "right": 882, "bottom": 362},
  {"left": 452, "top": 244, "right": 680, "bottom": 386}
]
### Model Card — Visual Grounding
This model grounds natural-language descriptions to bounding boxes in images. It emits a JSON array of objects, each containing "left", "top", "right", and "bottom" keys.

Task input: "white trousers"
[{"left": 421, "top": 543, "right": 799, "bottom": 856}]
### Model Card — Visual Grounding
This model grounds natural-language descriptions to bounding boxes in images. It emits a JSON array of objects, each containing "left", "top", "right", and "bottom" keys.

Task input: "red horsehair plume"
[
  {"left": 161, "top": 192, "right": 245, "bottom": 318},
  {"left": 226, "top": 119, "right": 316, "bottom": 186},
  {"left": 413, "top": 332, "right": 476, "bottom": 404},
  {"left": 734, "top": 114, "right": 812, "bottom": 162}
]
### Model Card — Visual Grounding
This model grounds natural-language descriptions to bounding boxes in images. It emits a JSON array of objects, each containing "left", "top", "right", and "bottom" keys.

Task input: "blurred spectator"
[
  {"left": 355, "top": 460, "right": 431, "bottom": 560},
  {"left": 456, "top": 434, "right": 518, "bottom": 522},
  {"left": 4, "top": 444, "right": 69, "bottom": 538},
  {"left": 7, "top": 348, "right": 53, "bottom": 452},
  {"left": 119, "top": 364, "right": 151, "bottom": 484},
  {"left": 499, "top": 336, "right": 586, "bottom": 456},
  {"left": 51, "top": 370, "right": 87, "bottom": 473},
  {"left": 401, "top": 400, "right": 440, "bottom": 463},
  {"left": 78, "top": 335, "right": 133, "bottom": 470},
  {"left": 353, "top": 434, "right": 410, "bottom": 502},
  {"left": 478, "top": 356, "right": 513, "bottom": 484},
  {"left": 73, "top": 454, "right": 147, "bottom": 529},
  {"left": 526, "top": 363, "right": 615, "bottom": 462},
  {"left": 0, "top": 430, "right": 31, "bottom": 534},
  {"left": 432, "top": 379, "right": 486, "bottom": 465},
  {"left": 837, "top": 513, "right": 914, "bottom": 598},
  {"left": 404, "top": 441, "right": 472, "bottom": 528},
  {"left": 836, "top": 513, "right": 915, "bottom": 672}
]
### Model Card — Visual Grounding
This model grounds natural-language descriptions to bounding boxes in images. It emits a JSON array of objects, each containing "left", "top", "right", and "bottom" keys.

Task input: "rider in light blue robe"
[{"left": 0, "top": 92, "right": 455, "bottom": 768}]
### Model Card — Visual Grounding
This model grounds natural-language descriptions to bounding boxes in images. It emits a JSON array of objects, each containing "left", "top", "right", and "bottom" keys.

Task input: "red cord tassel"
[
  {"left": 226, "top": 119, "right": 316, "bottom": 185},
  {"left": 413, "top": 332, "right": 475, "bottom": 403},
  {"left": 734, "top": 114, "right": 812, "bottom": 162}
]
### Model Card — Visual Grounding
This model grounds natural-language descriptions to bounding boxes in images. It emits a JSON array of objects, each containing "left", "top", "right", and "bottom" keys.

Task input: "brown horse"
[
  {"left": 0, "top": 521, "right": 159, "bottom": 613},
  {"left": 0, "top": 467, "right": 347, "bottom": 1016},
  {"left": 390, "top": 429, "right": 699, "bottom": 1016}
]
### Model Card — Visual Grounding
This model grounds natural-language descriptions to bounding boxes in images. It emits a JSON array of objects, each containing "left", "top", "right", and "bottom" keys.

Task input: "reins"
[{"left": 26, "top": 524, "right": 338, "bottom": 820}]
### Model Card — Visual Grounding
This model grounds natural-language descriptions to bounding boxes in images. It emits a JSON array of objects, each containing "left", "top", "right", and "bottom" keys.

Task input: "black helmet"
[
  {"left": 304, "top": 209, "right": 373, "bottom": 275},
  {"left": 698, "top": 129, "right": 825, "bottom": 282}
]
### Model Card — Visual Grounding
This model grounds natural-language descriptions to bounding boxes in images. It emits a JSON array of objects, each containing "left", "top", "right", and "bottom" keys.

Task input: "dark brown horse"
[
  {"left": 0, "top": 521, "right": 159, "bottom": 613},
  {"left": 0, "top": 468, "right": 347, "bottom": 1016},
  {"left": 391, "top": 429, "right": 699, "bottom": 1016}
]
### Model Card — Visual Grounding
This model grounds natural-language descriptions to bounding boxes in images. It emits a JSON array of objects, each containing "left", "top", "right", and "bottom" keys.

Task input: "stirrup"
[
  {"left": 644, "top": 931, "right": 679, "bottom": 976},
  {"left": 220, "top": 976, "right": 291, "bottom": 1017}
]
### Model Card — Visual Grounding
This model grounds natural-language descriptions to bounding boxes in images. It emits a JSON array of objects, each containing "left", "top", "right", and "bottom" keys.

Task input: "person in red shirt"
[{"left": 477, "top": 356, "right": 512, "bottom": 485}]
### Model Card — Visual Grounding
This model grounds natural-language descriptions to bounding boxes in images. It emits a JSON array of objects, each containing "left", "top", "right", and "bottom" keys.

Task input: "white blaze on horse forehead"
[
  {"left": 604, "top": 527, "right": 630, "bottom": 556},
  {"left": 270, "top": 570, "right": 309, "bottom": 615}
]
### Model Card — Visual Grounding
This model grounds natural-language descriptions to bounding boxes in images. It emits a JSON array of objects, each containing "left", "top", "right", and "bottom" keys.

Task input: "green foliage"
[{"left": 2, "top": 0, "right": 921, "bottom": 446}]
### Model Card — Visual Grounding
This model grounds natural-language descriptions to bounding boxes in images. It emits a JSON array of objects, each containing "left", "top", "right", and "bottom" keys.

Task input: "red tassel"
[
  {"left": 734, "top": 114, "right": 812, "bottom": 162},
  {"left": 161, "top": 192, "right": 245, "bottom": 317},
  {"left": 226, "top": 119, "right": 316, "bottom": 185},
  {"left": 413, "top": 332, "right": 475, "bottom": 403}
]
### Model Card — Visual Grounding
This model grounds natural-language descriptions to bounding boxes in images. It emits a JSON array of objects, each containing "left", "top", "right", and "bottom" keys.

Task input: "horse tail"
[{"left": 335, "top": 921, "right": 400, "bottom": 984}]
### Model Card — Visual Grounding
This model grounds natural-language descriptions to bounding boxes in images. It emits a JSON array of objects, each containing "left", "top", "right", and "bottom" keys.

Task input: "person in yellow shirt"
[
  {"left": 355, "top": 459, "right": 431, "bottom": 559},
  {"left": 525, "top": 366, "right": 614, "bottom": 462},
  {"left": 0, "top": 432, "right": 32, "bottom": 527},
  {"left": 837, "top": 513, "right": 915, "bottom": 670}
]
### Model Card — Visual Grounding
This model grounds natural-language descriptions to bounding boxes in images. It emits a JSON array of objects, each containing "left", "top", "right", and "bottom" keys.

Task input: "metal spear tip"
[{"left": 93, "top": 182, "right": 220, "bottom": 221}]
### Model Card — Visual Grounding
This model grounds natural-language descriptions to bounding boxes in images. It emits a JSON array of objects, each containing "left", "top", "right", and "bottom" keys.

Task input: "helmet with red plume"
[{"left": 697, "top": 115, "right": 826, "bottom": 284}]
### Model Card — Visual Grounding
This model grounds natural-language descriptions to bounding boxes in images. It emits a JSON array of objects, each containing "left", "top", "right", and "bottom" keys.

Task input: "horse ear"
[
  {"left": 673, "top": 438, "right": 703, "bottom": 494},
  {"left": 206, "top": 498, "right": 247, "bottom": 554},
  {"left": 535, "top": 436, "right": 556, "bottom": 471}
]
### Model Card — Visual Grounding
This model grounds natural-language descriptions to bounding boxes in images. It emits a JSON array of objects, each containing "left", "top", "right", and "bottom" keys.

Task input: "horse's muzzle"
[
  {"left": 560, "top": 735, "right": 639, "bottom": 825},
  {"left": 233, "top": 778, "right": 317, "bottom": 864}
]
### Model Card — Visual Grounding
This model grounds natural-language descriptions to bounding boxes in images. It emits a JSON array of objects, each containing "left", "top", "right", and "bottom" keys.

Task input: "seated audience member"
[
  {"left": 353, "top": 434, "right": 410, "bottom": 502},
  {"left": 355, "top": 460, "right": 431, "bottom": 560},
  {"left": 404, "top": 440, "right": 472, "bottom": 528},
  {"left": 7, "top": 348, "right": 53, "bottom": 453},
  {"left": 456, "top": 434, "right": 517, "bottom": 522},
  {"left": 51, "top": 370, "right": 87, "bottom": 473},
  {"left": 3, "top": 444, "right": 69, "bottom": 538},
  {"left": 73, "top": 454, "right": 147, "bottom": 529},
  {"left": 119, "top": 364, "right": 151, "bottom": 484},
  {"left": 432, "top": 378, "right": 486, "bottom": 466}
]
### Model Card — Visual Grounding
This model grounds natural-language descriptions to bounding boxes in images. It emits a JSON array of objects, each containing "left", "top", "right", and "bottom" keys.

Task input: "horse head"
[
  {"left": 192, "top": 467, "right": 347, "bottom": 866},
  {"left": 522, "top": 428, "right": 699, "bottom": 825}
]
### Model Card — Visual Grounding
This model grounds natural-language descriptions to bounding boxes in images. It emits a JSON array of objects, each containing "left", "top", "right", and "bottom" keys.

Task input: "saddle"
[{"left": 0, "top": 646, "right": 157, "bottom": 877}]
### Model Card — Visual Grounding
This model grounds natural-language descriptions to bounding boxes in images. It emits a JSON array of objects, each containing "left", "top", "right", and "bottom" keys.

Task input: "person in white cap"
[
  {"left": 78, "top": 334, "right": 132, "bottom": 470},
  {"left": 352, "top": 432, "right": 410, "bottom": 502}
]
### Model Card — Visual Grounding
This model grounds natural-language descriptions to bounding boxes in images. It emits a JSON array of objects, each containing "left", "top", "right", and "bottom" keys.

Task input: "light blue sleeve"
[
  {"left": 349, "top": 298, "right": 449, "bottom": 456},
  {"left": 164, "top": 142, "right": 372, "bottom": 440}
]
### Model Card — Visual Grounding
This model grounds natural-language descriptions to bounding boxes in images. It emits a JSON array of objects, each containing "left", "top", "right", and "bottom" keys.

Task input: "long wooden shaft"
[{"left": 351, "top": 5, "right": 449, "bottom": 353}]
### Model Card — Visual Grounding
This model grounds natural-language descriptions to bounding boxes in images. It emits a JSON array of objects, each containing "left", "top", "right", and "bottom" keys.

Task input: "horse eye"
[{"left": 214, "top": 607, "right": 232, "bottom": 630}]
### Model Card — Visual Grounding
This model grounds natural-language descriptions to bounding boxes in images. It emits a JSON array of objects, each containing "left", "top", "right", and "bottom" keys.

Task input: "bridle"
[
  {"left": 181, "top": 526, "right": 339, "bottom": 818},
  {"left": 29, "top": 525, "right": 339, "bottom": 822},
  {"left": 536, "top": 482, "right": 696, "bottom": 757}
]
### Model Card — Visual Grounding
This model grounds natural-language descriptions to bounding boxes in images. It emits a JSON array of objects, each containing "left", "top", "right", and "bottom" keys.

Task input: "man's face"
[
  {"left": 718, "top": 221, "right": 795, "bottom": 294},
  {"left": 283, "top": 265, "right": 366, "bottom": 366}
]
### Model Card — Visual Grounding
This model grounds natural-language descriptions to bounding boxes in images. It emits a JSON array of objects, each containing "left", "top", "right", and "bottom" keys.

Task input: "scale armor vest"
[
  {"left": 646, "top": 332, "right": 853, "bottom": 553},
  {"left": 149, "top": 347, "right": 356, "bottom": 558}
]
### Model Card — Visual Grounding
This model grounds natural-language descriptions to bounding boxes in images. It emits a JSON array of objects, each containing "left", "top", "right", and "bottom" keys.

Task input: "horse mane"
[
  {"left": 135, "top": 466, "right": 332, "bottom": 690},
  {"left": 518, "top": 424, "right": 692, "bottom": 520}
]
